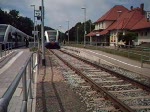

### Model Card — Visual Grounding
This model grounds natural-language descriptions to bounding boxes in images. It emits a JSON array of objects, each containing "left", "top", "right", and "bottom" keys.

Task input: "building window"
[
  {"left": 144, "top": 32, "right": 147, "bottom": 36},
  {"left": 102, "top": 22, "right": 103, "bottom": 28},
  {"left": 140, "top": 32, "right": 143, "bottom": 36}
]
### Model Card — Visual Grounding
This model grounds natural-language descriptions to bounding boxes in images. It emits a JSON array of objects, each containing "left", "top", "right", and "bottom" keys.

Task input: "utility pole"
[
  {"left": 66, "top": 21, "right": 70, "bottom": 44},
  {"left": 81, "top": 7, "right": 86, "bottom": 47},
  {"left": 77, "top": 27, "right": 79, "bottom": 44},
  {"left": 41, "top": 0, "right": 45, "bottom": 66},
  {"left": 30, "top": 5, "right": 36, "bottom": 47}
]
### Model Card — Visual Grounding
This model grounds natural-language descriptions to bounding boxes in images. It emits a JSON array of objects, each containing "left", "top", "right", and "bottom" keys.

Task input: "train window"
[
  {"left": 17, "top": 35, "right": 22, "bottom": 42},
  {"left": 49, "top": 36, "right": 56, "bottom": 42},
  {"left": 8, "top": 32, "right": 13, "bottom": 42},
  {"left": 0, "top": 35, "right": 4, "bottom": 42},
  {"left": 0, "top": 25, "right": 7, "bottom": 35},
  {"left": 0, "top": 25, "right": 7, "bottom": 42}
]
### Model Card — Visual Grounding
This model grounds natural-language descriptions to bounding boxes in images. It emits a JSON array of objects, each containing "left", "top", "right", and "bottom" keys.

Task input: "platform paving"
[
  {"left": 0, "top": 48, "right": 32, "bottom": 112},
  {"left": 63, "top": 46, "right": 150, "bottom": 77}
]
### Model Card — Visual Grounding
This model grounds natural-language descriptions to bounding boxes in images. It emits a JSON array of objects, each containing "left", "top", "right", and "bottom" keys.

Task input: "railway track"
[{"left": 49, "top": 49, "right": 150, "bottom": 112}]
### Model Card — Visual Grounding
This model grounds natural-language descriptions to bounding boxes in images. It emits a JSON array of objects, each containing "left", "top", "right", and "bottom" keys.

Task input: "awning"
[
  {"left": 86, "top": 32, "right": 96, "bottom": 36},
  {"left": 86, "top": 29, "right": 109, "bottom": 37}
]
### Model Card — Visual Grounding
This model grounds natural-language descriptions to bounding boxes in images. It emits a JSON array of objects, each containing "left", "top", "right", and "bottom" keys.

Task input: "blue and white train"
[
  {"left": 0, "top": 24, "right": 32, "bottom": 49},
  {"left": 44, "top": 30, "right": 60, "bottom": 49}
]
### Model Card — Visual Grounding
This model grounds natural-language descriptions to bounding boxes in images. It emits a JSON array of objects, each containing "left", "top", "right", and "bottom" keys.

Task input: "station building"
[{"left": 87, "top": 4, "right": 150, "bottom": 46}]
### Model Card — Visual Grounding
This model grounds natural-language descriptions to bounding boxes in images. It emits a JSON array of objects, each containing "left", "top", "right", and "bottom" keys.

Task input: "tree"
[
  {"left": 118, "top": 32, "right": 137, "bottom": 45},
  {"left": 65, "top": 20, "right": 94, "bottom": 42},
  {"left": 9, "top": 10, "right": 19, "bottom": 27},
  {"left": 0, "top": 9, "right": 34, "bottom": 36}
]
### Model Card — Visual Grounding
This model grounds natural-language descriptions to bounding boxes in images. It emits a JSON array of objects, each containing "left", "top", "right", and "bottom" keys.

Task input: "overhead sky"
[{"left": 0, "top": 0, "right": 150, "bottom": 32}]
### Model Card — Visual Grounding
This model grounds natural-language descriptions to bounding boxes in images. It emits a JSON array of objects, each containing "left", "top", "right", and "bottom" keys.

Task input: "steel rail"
[
  {"left": 50, "top": 49, "right": 135, "bottom": 112},
  {"left": 61, "top": 49, "right": 150, "bottom": 92}
]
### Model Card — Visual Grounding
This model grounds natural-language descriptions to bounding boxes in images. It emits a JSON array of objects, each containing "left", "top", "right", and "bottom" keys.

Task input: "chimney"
[
  {"left": 140, "top": 3, "right": 144, "bottom": 15},
  {"left": 140, "top": 3, "right": 144, "bottom": 11},
  {"left": 130, "top": 6, "right": 133, "bottom": 10}
]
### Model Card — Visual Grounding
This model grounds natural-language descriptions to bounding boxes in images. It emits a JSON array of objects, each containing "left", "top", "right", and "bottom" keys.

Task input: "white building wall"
[
  {"left": 138, "top": 31, "right": 150, "bottom": 45},
  {"left": 95, "top": 21, "right": 114, "bottom": 30}
]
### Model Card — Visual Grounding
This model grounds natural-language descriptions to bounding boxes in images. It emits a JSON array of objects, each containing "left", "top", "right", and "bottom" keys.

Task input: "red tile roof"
[
  {"left": 131, "top": 17, "right": 150, "bottom": 30},
  {"left": 108, "top": 8, "right": 144, "bottom": 30},
  {"left": 86, "top": 32, "right": 96, "bottom": 36},
  {"left": 86, "top": 29, "right": 109, "bottom": 37},
  {"left": 87, "top": 4, "right": 150, "bottom": 37},
  {"left": 95, "top": 5, "right": 129, "bottom": 23}
]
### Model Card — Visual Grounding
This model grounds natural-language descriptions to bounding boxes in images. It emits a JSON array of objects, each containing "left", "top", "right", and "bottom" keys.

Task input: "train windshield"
[
  {"left": 47, "top": 31, "right": 57, "bottom": 42},
  {"left": 0, "top": 25, "right": 7, "bottom": 42},
  {"left": 49, "top": 36, "right": 56, "bottom": 41}
]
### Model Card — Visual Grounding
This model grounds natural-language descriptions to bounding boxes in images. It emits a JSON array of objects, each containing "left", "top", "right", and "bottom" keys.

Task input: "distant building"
[{"left": 87, "top": 4, "right": 150, "bottom": 46}]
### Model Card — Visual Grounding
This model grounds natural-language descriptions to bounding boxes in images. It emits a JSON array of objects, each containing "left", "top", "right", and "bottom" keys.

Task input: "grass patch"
[{"left": 29, "top": 47, "right": 38, "bottom": 52}]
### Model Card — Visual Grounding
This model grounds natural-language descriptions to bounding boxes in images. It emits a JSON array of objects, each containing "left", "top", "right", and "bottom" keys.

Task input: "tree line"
[
  {"left": 65, "top": 20, "right": 95, "bottom": 43},
  {"left": 0, "top": 9, "right": 33, "bottom": 36},
  {"left": 0, "top": 8, "right": 95, "bottom": 42}
]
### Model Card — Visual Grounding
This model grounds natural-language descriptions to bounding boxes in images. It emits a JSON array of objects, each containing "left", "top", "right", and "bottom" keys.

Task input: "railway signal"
[{"left": 35, "top": 10, "right": 41, "bottom": 20}]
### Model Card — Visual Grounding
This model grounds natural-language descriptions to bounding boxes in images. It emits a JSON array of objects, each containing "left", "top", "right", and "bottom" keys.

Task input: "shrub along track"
[{"left": 49, "top": 49, "right": 150, "bottom": 112}]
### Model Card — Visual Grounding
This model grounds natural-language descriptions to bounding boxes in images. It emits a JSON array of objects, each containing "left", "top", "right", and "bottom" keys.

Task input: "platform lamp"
[
  {"left": 59, "top": 25, "right": 62, "bottom": 43},
  {"left": 66, "top": 20, "right": 70, "bottom": 44},
  {"left": 77, "top": 27, "right": 79, "bottom": 44},
  {"left": 30, "top": 5, "right": 36, "bottom": 47},
  {"left": 81, "top": 7, "right": 86, "bottom": 47},
  {"left": 41, "top": 0, "right": 45, "bottom": 66}
]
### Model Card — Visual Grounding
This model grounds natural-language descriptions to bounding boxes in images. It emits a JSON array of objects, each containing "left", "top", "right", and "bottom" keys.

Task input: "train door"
[{"left": 13, "top": 32, "right": 18, "bottom": 48}]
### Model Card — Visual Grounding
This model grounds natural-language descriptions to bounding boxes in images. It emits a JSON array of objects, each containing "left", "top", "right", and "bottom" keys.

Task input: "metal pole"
[
  {"left": 82, "top": 7, "right": 86, "bottom": 47},
  {"left": 41, "top": 0, "right": 45, "bottom": 66},
  {"left": 28, "top": 58, "right": 33, "bottom": 99},
  {"left": 77, "top": 27, "right": 79, "bottom": 44},
  {"left": 31, "top": 5, "right": 36, "bottom": 47},
  {"left": 34, "top": 6, "right": 35, "bottom": 47},
  {"left": 22, "top": 69, "right": 27, "bottom": 112},
  {"left": 59, "top": 25, "right": 61, "bottom": 44},
  {"left": 67, "top": 21, "right": 69, "bottom": 44},
  {"left": 0, "top": 44, "right": 2, "bottom": 57}
]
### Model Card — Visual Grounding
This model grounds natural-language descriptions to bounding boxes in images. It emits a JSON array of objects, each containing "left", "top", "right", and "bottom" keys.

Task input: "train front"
[{"left": 44, "top": 30, "right": 60, "bottom": 49}]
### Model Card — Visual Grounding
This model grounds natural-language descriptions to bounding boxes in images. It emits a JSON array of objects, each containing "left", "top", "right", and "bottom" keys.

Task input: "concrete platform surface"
[
  {"left": 0, "top": 48, "right": 32, "bottom": 112},
  {"left": 63, "top": 46, "right": 150, "bottom": 77}
]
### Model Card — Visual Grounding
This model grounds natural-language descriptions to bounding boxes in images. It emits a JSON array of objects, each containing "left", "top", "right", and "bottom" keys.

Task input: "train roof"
[
  {"left": 0, "top": 24, "right": 9, "bottom": 26},
  {"left": 0, "top": 24, "right": 32, "bottom": 37}
]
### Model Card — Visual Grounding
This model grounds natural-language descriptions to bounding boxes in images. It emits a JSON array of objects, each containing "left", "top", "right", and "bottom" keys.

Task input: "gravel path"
[{"left": 35, "top": 53, "right": 87, "bottom": 112}]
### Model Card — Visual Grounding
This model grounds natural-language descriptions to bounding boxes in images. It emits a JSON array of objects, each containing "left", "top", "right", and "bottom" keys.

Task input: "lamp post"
[
  {"left": 66, "top": 20, "right": 69, "bottom": 44},
  {"left": 30, "top": 5, "right": 36, "bottom": 47},
  {"left": 81, "top": 7, "right": 86, "bottom": 47},
  {"left": 59, "top": 25, "right": 62, "bottom": 44},
  {"left": 77, "top": 27, "right": 79, "bottom": 44},
  {"left": 41, "top": 0, "right": 45, "bottom": 66},
  {"left": 116, "top": 10, "right": 122, "bottom": 47}
]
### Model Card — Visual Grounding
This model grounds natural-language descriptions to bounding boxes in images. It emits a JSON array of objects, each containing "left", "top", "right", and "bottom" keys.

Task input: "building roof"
[
  {"left": 108, "top": 8, "right": 144, "bottom": 30},
  {"left": 95, "top": 5, "right": 129, "bottom": 23},
  {"left": 86, "top": 29, "right": 109, "bottom": 37},
  {"left": 86, "top": 31, "right": 96, "bottom": 37},
  {"left": 131, "top": 17, "right": 150, "bottom": 30},
  {"left": 87, "top": 4, "right": 150, "bottom": 37}
]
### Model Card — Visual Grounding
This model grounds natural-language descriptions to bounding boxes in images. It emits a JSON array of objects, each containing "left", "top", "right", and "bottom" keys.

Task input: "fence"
[
  {"left": 0, "top": 52, "right": 38, "bottom": 112},
  {"left": 141, "top": 48, "right": 150, "bottom": 67},
  {"left": 0, "top": 43, "right": 13, "bottom": 58}
]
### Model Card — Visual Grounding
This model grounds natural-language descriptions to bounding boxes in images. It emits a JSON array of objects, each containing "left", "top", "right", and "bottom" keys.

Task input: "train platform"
[
  {"left": 62, "top": 46, "right": 150, "bottom": 77},
  {"left": 0, "top": 48, "right": 33, "bottom": 112}
]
